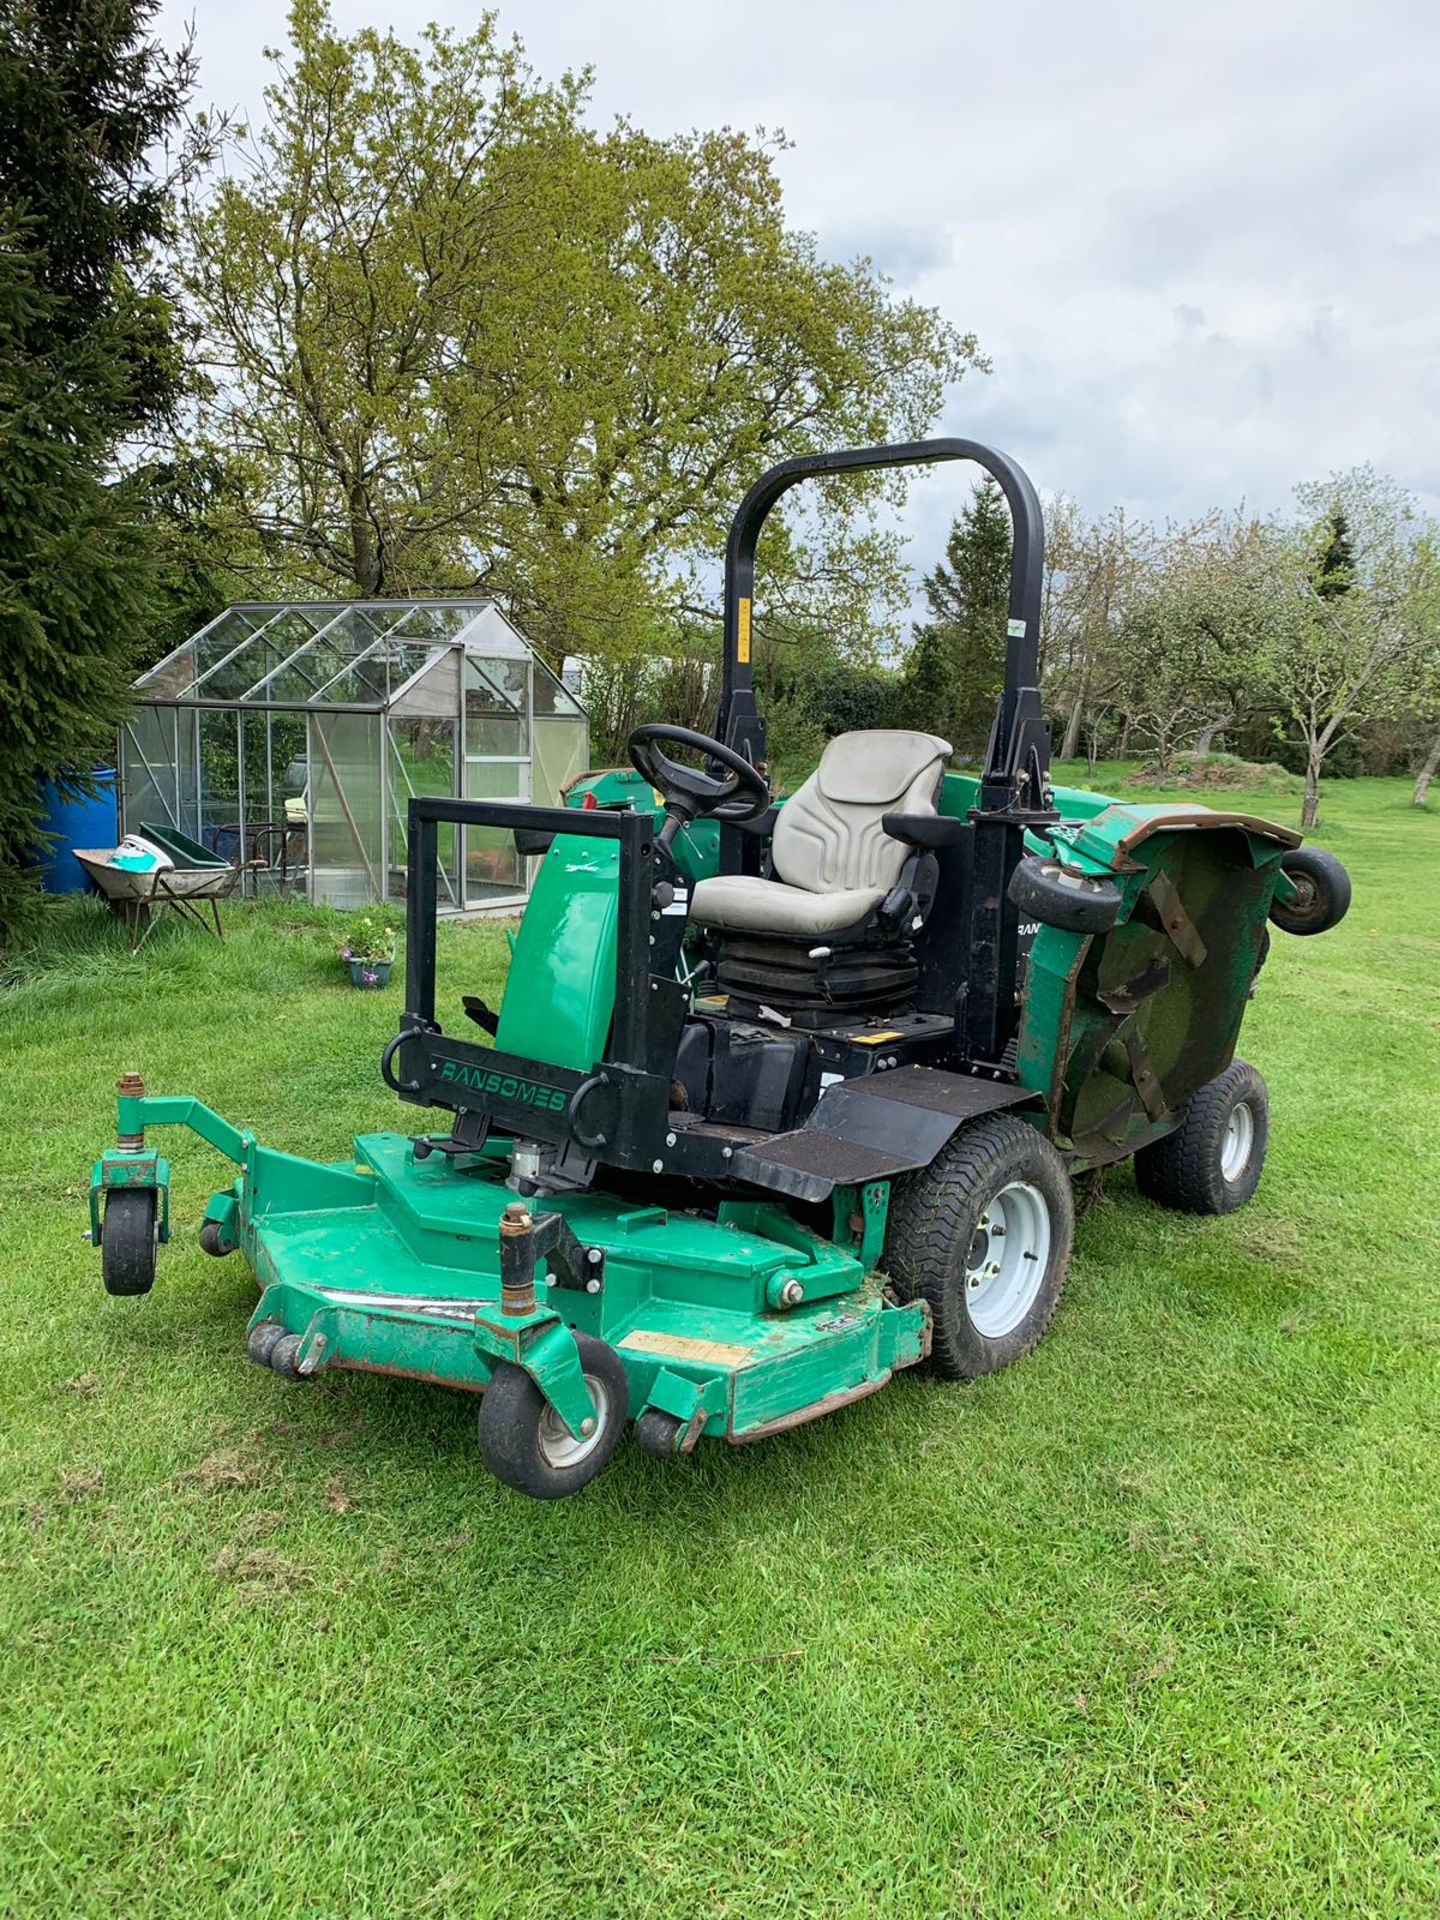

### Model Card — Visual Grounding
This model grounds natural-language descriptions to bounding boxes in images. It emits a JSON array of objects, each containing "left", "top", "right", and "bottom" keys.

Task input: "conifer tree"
[{"left": 0, "top": 0, "right": 192, "bottom": 935}]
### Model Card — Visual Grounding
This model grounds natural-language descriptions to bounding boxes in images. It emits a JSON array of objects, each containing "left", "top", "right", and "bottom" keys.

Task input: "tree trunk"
[
  {"left": 1194, "top": 715, "right": 1232, "bottom": 756},
  {"left": 1117, "top": 712, "right": 1133, "bottom": 759},
  {"left": 1413, "top": 722, "right": 1440, "bottom": 807},
  {"left": 1060, "top": 680, "right": 1087, "bottom": 761},
  {"left": 1301, "top": 747, "right": 1323, "bottom": 829}
]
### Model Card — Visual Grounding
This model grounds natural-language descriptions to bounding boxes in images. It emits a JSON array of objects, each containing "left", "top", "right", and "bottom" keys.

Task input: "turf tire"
[
  {"left": 1269, "top": 847, "right": 1351, "bottom": 936},
  {"left": 101, "top": 1189, "right": 158, "bottom": 1297},
  {"left": 478, "top": 1333, "right": 628, "bottom": 1499},
  {"left": 883, "top": 1114, "right": 1075, "bottom": 1381},
  {"left": 1134, "top": 1059, "right": 1268, "bottom": 1215}
]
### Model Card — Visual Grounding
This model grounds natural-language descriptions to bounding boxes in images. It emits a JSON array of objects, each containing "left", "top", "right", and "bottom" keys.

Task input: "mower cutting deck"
[{"left": 88, "top": 437, "right": 1353, "bottom": 1497}]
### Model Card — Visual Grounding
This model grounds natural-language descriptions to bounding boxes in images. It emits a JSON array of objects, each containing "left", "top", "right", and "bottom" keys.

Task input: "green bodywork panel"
[
  {"left": 563, "top": 768, "right": 721, "bottom": 882},
  {"left": 494, "top": 833, "right": 620, "bottom": 1072}
]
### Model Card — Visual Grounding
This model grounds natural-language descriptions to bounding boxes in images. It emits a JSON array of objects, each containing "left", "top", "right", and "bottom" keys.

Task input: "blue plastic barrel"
[{"left": 35, "top": 770, "right": 118, "bottom": 893}]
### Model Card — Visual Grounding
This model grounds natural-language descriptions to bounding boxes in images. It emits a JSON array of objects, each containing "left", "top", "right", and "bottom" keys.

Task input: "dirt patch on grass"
[{"left": 188, "top": 1447, "right": 268, "bottom": 1492}]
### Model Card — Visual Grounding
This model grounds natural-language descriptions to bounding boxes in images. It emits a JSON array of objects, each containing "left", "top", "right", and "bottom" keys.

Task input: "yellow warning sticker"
[
  {"left": 621, "top": 1329, "right": 753, "bottom": 1366},
  {"left": 737, "top": 597, "right": 752, "bottom": 664},
  {"left": 848, "top": 1030, "right": 904, "bottom": 1045}
]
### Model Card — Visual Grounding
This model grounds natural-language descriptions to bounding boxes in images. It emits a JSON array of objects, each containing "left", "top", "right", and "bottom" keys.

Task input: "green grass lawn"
[{"left": 3, "top": 768, "right": 1439, "bottom": 1918}]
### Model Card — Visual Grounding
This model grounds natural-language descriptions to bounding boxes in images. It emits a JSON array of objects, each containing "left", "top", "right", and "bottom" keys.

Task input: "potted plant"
[{"left": 340, "top": 913, "right": 397, "bottom": 989}]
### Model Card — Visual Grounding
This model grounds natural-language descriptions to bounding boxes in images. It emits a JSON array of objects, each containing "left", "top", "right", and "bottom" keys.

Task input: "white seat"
[{"left": 690, "top": 729, "right": 952, "bottom": 938}]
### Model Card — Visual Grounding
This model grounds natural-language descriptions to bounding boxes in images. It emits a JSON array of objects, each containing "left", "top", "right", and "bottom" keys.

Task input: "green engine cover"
[{"left": 494, "top": 833, "right": 620, "bottom": 1073}]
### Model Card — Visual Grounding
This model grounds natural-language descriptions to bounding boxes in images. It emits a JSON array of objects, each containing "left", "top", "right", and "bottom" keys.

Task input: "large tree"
[
  {"left": 895, "top": 479, "right": 1011, "bottom": 753},
  {"left": 0, "top": 0, "right": 193, "bottom": 937},
  {"left": 179, "top": 1, "right": 981, "bottom": 676}
]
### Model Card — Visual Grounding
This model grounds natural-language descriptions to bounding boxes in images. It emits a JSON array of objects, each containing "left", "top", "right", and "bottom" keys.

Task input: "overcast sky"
[{"left": 164, "top": 0, "right": 1440, "bottom": 576}]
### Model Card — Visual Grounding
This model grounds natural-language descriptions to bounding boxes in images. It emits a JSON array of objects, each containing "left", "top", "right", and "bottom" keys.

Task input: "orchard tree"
[
  {"left": 181, "top": 0, "right": 981, "bottom": 678},
  {"left": 1270, "top": 469, "right": 1437, "bottom": 827},
  {"left": 0, "top": 0, "right": 194, "bottom": 937},
  {"left": 1042, "top": 501, "right": 1153, "bottom": 762}
]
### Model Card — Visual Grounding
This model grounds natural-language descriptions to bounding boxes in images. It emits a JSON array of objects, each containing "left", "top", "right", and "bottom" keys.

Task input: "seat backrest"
[{"left": 770, "top": 730, "right": 952, "bottom": 894}]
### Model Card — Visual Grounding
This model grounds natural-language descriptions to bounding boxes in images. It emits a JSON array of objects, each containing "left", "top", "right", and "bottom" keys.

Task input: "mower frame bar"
[{"left": 405, "top": 797, "right": 655, "bottom": 1068}]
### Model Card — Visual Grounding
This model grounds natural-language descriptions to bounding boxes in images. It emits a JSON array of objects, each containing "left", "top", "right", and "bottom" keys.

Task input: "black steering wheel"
[{"left": 627, "top": 724, "right": 770, "bottom": 842}]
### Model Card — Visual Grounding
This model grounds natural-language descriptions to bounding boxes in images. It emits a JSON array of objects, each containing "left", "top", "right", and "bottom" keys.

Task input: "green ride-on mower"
[{"left": 88, "top": 439, "right": 1352, "bottom": 1498}]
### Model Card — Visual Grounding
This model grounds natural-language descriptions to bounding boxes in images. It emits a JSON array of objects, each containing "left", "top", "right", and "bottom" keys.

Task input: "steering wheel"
[{"left": 627, "top": 725, "right": 770, "bottom": 842}]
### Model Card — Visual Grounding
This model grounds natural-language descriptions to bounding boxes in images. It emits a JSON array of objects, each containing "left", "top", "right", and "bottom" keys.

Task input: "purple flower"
[{"left": 362, "top": 968, "right": 378, "bottom": 983}]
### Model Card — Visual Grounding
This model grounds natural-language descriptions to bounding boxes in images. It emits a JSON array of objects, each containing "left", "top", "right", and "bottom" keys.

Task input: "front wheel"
[
  {"left": 477, "top": 1333, "right": 628, "bottom": 1499},
  {"left": 101, "top": 1189, "right": 158, "bottom": 1297},
  {"left": 883, "top": 1114, "right": 1075, "bottom": 1380},
  {"left": 1134, "top": 1059, "right": 1269, "bottom": 1214}
]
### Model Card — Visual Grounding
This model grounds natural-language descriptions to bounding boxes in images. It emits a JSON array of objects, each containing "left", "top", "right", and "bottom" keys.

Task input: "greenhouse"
[{"left": 122, "top": 599, "right": 588, "bottom": 912}]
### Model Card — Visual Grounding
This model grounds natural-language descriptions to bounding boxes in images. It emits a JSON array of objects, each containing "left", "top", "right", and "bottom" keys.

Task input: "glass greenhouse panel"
[
  {"left": 120, "top": 707, "right": 184, "bottom": 836},
  {"left": 388, "top": 719, "right": 458, "bottom": 908},
  {"left": 465, "top": 656, "right": 527, "bottom": 757},
  {"left": 532, "top": 716, "right": 589, "bottom": 805},
  {"left": 463, "top": 758, "right": 527, "bottom": 905},
  {"left": 310, "top": 713, "right": 383, "bottom": 909},
  {"left": 198, "top": 711, "right": 242, "bottom": 858}
]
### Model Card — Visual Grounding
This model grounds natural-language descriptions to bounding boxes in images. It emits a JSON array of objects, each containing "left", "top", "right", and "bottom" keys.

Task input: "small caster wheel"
[
  {"left": 269, "top": 1333, "right": 307, "bottom": 1380},
  {"left": 477, "top": 1333, "right": 628, "bottom": 1499},
  {"left": 199, "top": 1219, "right": 233, "bottom": 1257},
  {"left": 246, "top": 1319, "right": 287, "bottom": 1367},
  {"left": 1008, "top": 854, "right": 1123, "bottom": 935},
  {"left": 101, "top": 1189, "right": 158, "bottom": 1296},
  {"left": 1269, "top": 846, "right": 1351, "bottom": 936},
  {"left": 634, "top": 1409, "right": 686, "bottom": 1458}
]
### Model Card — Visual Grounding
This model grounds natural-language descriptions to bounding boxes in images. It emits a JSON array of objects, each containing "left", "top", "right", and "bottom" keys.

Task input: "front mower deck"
[{"left": 238, "top": 1130, "right": 929, "bottom": 1444}]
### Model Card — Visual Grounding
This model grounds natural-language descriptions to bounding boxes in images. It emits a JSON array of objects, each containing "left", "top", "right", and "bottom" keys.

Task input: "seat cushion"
[
  {"left": 689, "top": 873, "right": 886, "bottom": 938},
  {"left": 770, "top": 729, "right": 951, "bottom": 894}
]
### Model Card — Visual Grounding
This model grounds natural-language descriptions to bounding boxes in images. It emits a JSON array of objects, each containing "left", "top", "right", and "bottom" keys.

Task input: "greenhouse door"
[{"left": 463, "top": 656, "right": 530, "bottom": 911}]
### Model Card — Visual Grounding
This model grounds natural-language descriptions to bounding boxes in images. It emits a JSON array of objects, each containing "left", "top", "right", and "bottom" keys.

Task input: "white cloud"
[{"left": 173, "top": 0, "right": 1440, "bottom": 586}]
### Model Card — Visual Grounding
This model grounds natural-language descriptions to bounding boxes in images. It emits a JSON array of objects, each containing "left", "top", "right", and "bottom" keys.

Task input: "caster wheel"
[
  {"left": 634, "top": 1409, "right": 686, "bottom": 1458},
  {"left": 1009, "top": 855, "right": 1123, "bottom": 935},
  {"left": 477, "top": 1333, "right": 628, "bottom": 1499},
  {"left": 1269, "top": 847, "right": 1350, "bottom": 936},
  {"left": 246, "top": 1319, "right": 287, "bottom": 1368},
  {"left": 199, "top": 1219, "right": 233, "bottom": 1257},
  {"left": 268, "top": 1333, "right": 307, "bottom": 1380},
  {"left": 101, "top": 1189, "right": 158, "bottom": 1297}
]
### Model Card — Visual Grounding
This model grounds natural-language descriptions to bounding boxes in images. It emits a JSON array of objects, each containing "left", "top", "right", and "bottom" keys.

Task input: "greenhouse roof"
[{"left": 135, "top": 599, "right": 582, "bottom": 717}]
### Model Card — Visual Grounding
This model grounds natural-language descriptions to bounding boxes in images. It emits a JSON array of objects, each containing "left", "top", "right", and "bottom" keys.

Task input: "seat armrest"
[{"left": 882, "top": 812, "right": 966, "bottom": 850}]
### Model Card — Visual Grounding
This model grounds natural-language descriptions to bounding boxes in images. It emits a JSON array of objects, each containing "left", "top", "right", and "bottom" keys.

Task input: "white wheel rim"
[
  {"left": 965, "top": 1181, "right": 1053, "bottom": 1339},
  {"left": 1220, "top": 1102, "right": 1255, "bottom": 1183},
  {"left": 537, "top": 1373, "right": 610, "bottom": 1470}
]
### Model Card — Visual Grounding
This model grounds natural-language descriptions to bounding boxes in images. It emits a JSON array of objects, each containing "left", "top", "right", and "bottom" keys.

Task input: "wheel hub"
[
  {"left": 964, "top": 1181, "right": 1052, "bottom": 1339},
  {"left": 536, "top": 1372, "right": 609, "bottom": 1470},
  {"left": 1220, "top": 1101, "right": 1255, "bottom": 1183}
]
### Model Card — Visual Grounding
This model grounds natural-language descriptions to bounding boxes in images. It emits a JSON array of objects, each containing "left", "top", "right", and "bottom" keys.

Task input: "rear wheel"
[
  {"left": 477, "top": 1332, "right": 628, "bottom": 1499},
  {"left": 101, "top": 1189, "right": 158, "bottom": 1297},
  {"left": 884, "top": 1114, "right": 1075, "bottom": 1380},
  {"left": 1134, "top": 1059, "right": 1268, "bottom": 1214}
]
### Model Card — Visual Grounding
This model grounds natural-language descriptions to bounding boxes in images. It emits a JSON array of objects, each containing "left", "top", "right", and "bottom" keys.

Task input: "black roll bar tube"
[{"left": 713, "top": 436, "right": 1047, "bottom": 794}]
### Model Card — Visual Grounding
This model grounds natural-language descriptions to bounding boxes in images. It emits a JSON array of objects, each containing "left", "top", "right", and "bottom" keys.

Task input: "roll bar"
[{"left": 713, "top": 437, "right": 1049, "bottom": 801}]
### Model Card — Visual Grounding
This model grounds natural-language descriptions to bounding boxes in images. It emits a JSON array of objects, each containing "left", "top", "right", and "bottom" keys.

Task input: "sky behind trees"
[{"left": 167, "top": 0, "right": 1439, "bottom": 574}]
